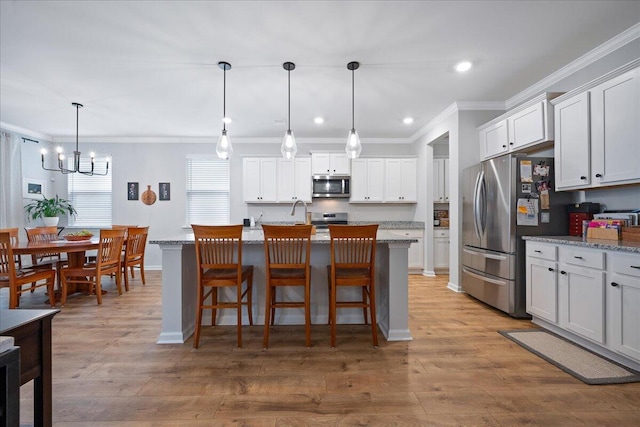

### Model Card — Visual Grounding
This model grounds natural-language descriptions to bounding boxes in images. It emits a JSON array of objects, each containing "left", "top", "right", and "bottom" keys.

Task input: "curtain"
[{"left": 0, "top": 131, "right": 23, "bottom": 228}]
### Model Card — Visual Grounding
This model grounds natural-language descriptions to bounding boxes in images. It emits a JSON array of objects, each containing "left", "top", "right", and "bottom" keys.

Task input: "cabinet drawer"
[
  {"left": 526, "top": 242, "right": 557, "bottom": 261},
  {"left": 434, "top": 229, "right": 449, "bottom": 238},
  {"left": 395, "top": 229, "right": 424, "bottom": 239},
  {"left": 610, "top": 252, "right": 640, "bottom": 278},
  {"left": 559, "top": 246, "right": 605, "bottom": 270}
]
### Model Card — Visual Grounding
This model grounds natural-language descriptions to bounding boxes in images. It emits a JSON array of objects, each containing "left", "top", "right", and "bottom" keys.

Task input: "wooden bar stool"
[
  {"left": 327, "top": 224, "right": 379, "bottom": 348},
  {"left": 262, "top": 224, "right": 313, "bottom": 348},
  {"left": 192, "top": 224, "right": 254, "bottom": 348}
]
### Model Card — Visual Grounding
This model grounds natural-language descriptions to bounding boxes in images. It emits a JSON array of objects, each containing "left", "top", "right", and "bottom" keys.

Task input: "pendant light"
[
  {"left": 281, "top": 61, "right": 297, "bottom": 159},
  {"left": 346, "top": 61, "right": 362, "bottom": 159},
  {"left": 216, "top": 61, "right": 233, "bottom": 160},
  {"left": 41, "top": 102, "right": 110, "bottom": 176}
]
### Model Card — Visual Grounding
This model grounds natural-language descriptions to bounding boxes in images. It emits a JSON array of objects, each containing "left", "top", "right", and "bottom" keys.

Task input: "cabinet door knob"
[
  {"left": 548, "top": 267, "right": 554, "bottom": 272},
  {"left": 580, "top": 176, "right": 587, "bottom": 180},
  {"left": 509, "top": 142, "right": 514, "bottom": 146},
  {"left": 595, "top": 173, "right": 603, "bottom": 178},
  {"left": 611, "top": 282, "right": 619, "bottom": 287},
  {"left": 560, "top": 271, "right": 567, "bottom": 275},
  {"left": 502, "top": 145, "right": 507, "bottom": 148}
]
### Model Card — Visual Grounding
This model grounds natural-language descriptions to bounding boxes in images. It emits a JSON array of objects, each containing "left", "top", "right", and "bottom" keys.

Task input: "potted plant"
[{"left": 24, "top": 195, "right": 77, "bottom": 226}]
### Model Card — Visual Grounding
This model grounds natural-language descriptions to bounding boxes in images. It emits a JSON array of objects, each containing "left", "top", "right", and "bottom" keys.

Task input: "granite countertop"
[
  {"left": 254, "top": 221, "right": 425, "bottom": 230},
  {"left": 522, "top": 235, "right": 640, "bottom": 253},
  {"left": 151, "top": 229, "right": 418, "bottom": 245}
]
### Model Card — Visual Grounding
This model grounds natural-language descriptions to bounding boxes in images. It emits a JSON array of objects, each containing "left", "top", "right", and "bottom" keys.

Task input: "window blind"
[
  {"left": 186, "top": 157, "right": 230, "bottom": 225},
  {"left": 67, "top": 157, "right": 112, "bottom": 227}
]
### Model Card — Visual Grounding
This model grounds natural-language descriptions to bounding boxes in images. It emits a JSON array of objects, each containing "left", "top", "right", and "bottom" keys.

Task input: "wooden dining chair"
[
  {"left": 121, "top": 226, "right": 148, "bottom": 291},
  {"left": 192, "top": 224, "right": 254, "bottom": 348},
  {"left": 25, "top": 226, "right": 67, "bottom": 290},
  {"left": 0, "top": 231, "right": 56, "bottom": 309},
  {"left": 59, "top": 228, "right": 125, "bottom": 305},
  {"left": 262, "top": 224, "right": 313, "bottom": 348},
  {"left": 327, "top": 224, "right": 379, "bottom": 348},
  {"left": 0, "top": 228, "right": 22, "bottom": 269}
]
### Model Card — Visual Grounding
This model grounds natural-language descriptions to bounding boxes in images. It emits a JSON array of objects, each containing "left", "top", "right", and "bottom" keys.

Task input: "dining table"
[{"left": 12, "top": 237, "right": 101, "bottom": 297}]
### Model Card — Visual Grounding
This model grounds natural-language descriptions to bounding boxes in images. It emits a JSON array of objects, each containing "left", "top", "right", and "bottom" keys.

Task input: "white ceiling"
[{"left": 1, "top": 1, "right": 639, "bottom": 142}]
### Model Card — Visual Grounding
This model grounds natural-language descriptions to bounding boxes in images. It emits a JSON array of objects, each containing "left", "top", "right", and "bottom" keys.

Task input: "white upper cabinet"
[
  {"left": 243, "top": 158, "right": 278, "bottom": 202},
  {"left": 478, "top": 93, "right": 559, "bottom": 160},
  {"left": 311, "top": 153, "right": 350, "bottom": 176},
  {"left": 590, "top": 67, "right": 640, "bottom": 185},
  {"left": 554, "top": 92, "right": 591, "bottom": 189},
  {"left": 553, "top": 60, "right": 640, "bottom": 191},
  {"left": 433, "top": 158, "right": 449, "bottom": 203},
  {"left": 384, "top": 158, "right": 417, "bottom": 202},
  {"left": 277, "top": 157, "right": 312, "bottom": 203},
  {"left": 350, "top": 158, "right": 385, "bottom": 202}
]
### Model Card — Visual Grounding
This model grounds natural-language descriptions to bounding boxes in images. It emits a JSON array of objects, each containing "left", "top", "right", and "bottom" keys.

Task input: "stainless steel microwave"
[{"left": 312, "top": 175, "right": 350, "bottom": 198}]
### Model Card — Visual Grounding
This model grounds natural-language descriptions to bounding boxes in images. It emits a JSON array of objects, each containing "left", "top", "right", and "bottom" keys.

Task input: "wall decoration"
[
  {"left": 128, "top": 182, "right": 139, "bottom": 200},
  {"left": 159, "top": 182, "right": 170, "bottom": 201},
  {"left": 23, "top": 178, "right": 45, "bottom": 199},
  {"left": 141, "top": 185, "right": 156, "bottom": 205}
]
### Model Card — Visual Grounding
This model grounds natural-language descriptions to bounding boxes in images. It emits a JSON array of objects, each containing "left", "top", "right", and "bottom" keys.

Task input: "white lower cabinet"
[
  {"left": 526, "top": 240, "right": 640, "bottom": 369},
  {"left": 525, "top": 242, "right": 558, "bottom": 324},
  {"left": 608, "top": 252, "right": 640, "bottom": 361},
  {"left": 433, "top": 229, "right": 449, "bottom": 271}
]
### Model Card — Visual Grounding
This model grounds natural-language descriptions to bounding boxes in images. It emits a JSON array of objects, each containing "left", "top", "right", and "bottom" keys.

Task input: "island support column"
[{"left": 378, "top": 242, "right": 413, "bottom": 341}]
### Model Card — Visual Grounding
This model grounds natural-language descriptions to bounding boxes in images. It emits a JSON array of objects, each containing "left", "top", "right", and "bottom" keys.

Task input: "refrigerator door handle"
[
  {"left": 463, "top": 267, "right": 508, "bottom": 287},
  {"left": 478, "top": 170, "right": 487, "bottom": 237},
  {"left": 472, "top": 171, "right": 482, "bottom": 240},
  {"left": 463, "top": 248, "right": 508, "bottom": 261}
]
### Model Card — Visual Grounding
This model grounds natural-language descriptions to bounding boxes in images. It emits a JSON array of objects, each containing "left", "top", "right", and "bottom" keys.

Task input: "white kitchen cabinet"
[
  {"left": 554, "top": 91, "right": 591, "bottom": 189},
  {"left": 478, "top": 93, "right": 558, "bottom": 160},
  {"left": 608, "top": 252, "right": 640, "bottom": 361},
  {"left": 277, "top": 157, "right": 312, "bottom": 203},
  {"left": 433, "top": 228, "right": 449, "bottom": 271},
  {"left": 396, "top": 229, "right": 424, "bottom": 273},
  {"left": 243, "top": 158, "right": 278, "bottom": 203},
  {"left": 525, "top": 242, "right": 558, "bottom": 324},
  {"left": 590, "top": 67, "right": 640, "bottom": 185},
  {"left": 350, "top": 158, "right": 384, "bottom": 202},
  {"left": 553, "top": 61, "right": 640, "bottom": 190},
  {"left": 384, "top": 158, "right": 417, "bottom": 203},
  {"left": 433, "top": 158, "right": 449, "bottom": 203},
  {"left": 311, "top": 153, "right": 350, "bottom": 176},
  {"left": 479, "top": 120, "right": 509, "bottom": 159},
  {"left": 558, "top": 247, "right": 606, "bottom": 344}
]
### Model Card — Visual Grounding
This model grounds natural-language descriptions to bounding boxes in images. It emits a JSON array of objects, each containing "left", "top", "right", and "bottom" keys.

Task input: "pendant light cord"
[
  {"left": 351, "top": 68, "right": 355, "bottom": 130},
  {"left": 76, "top": 103, "right": 80, "bottom": 151},
  {"left": 223, "top": 66, "right": 227, "bottom": 132},
  {"left": 287, "top": 68, "right": 291, "bottom": 132}
]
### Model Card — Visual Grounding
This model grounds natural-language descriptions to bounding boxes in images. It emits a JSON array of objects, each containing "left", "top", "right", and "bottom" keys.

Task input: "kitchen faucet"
[{"left": 290, "top": 199, "right": 310, "bottom": 224}]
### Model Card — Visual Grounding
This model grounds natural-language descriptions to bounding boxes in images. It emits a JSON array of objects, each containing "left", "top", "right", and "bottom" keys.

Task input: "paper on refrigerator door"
[{"left": 517, "top": 198, "right": 538, "bottom": 226}]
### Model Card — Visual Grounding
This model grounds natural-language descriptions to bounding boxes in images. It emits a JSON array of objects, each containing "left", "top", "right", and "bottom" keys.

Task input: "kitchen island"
[{"left": 151, "top": 229, "right": 417, "bottom": 344}]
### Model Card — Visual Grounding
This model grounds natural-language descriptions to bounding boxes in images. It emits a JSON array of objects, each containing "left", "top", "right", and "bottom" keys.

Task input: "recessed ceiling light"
[
  {"left": 314, "top": 117, "right": 324, "bottom": 124},
  {"left": 222, "top": 117, "right": 232, "bottom": 124},
  {"left": 403, "top": 117, "right": 414, "bottom": 125},
  {"left": 455, "top": 61, "right": 472, "bottom": 73}
]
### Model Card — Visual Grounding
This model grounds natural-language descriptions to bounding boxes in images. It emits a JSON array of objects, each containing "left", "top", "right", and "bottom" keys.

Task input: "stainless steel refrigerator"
[{"left": 462, "top": 154, "right": 571, "bottom": 317}]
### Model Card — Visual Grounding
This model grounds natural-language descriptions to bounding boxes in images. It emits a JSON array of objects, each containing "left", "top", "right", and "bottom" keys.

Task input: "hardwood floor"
[{"left": 6, "top": 272, "right": 640, "bottom": 426}]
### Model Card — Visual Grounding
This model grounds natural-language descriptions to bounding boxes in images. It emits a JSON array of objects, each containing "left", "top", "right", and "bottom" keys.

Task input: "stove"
[{"left": 310, "top": 212, "right": 348, "bottom": 230}]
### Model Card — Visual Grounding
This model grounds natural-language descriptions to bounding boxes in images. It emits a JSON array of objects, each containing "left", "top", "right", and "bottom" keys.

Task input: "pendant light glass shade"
[
  {"left": 346, "top": 128, "right": 362, "bottom": 159},
  {"left": 345, "top": 61, "right": 362, "bottom": 159},
  {"left": 281, "top": 129, "right": 297, "bottom": 159},
  {"left": 281, "top": 62, "right": 297, "bottom": 159},
  {"left": 216, "top": 61, "right": 232, "bottom": 160},
  {"left": 216, "top": 129, "right": 232, "bottom": 160}
]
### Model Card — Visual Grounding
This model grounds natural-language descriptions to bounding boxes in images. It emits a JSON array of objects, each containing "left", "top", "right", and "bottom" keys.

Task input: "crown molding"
[
  {"left": 505, "top": 22, "right": 640, "bottom": 110},
  {"left": 0, "top": 122, "right": 52, "bottom": 141},
  {"left": 409, "top": 101, "right": 505, "bottom": 143},
  {"left": 49, "top": 135, "right": 409, "bottom": 145}
]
